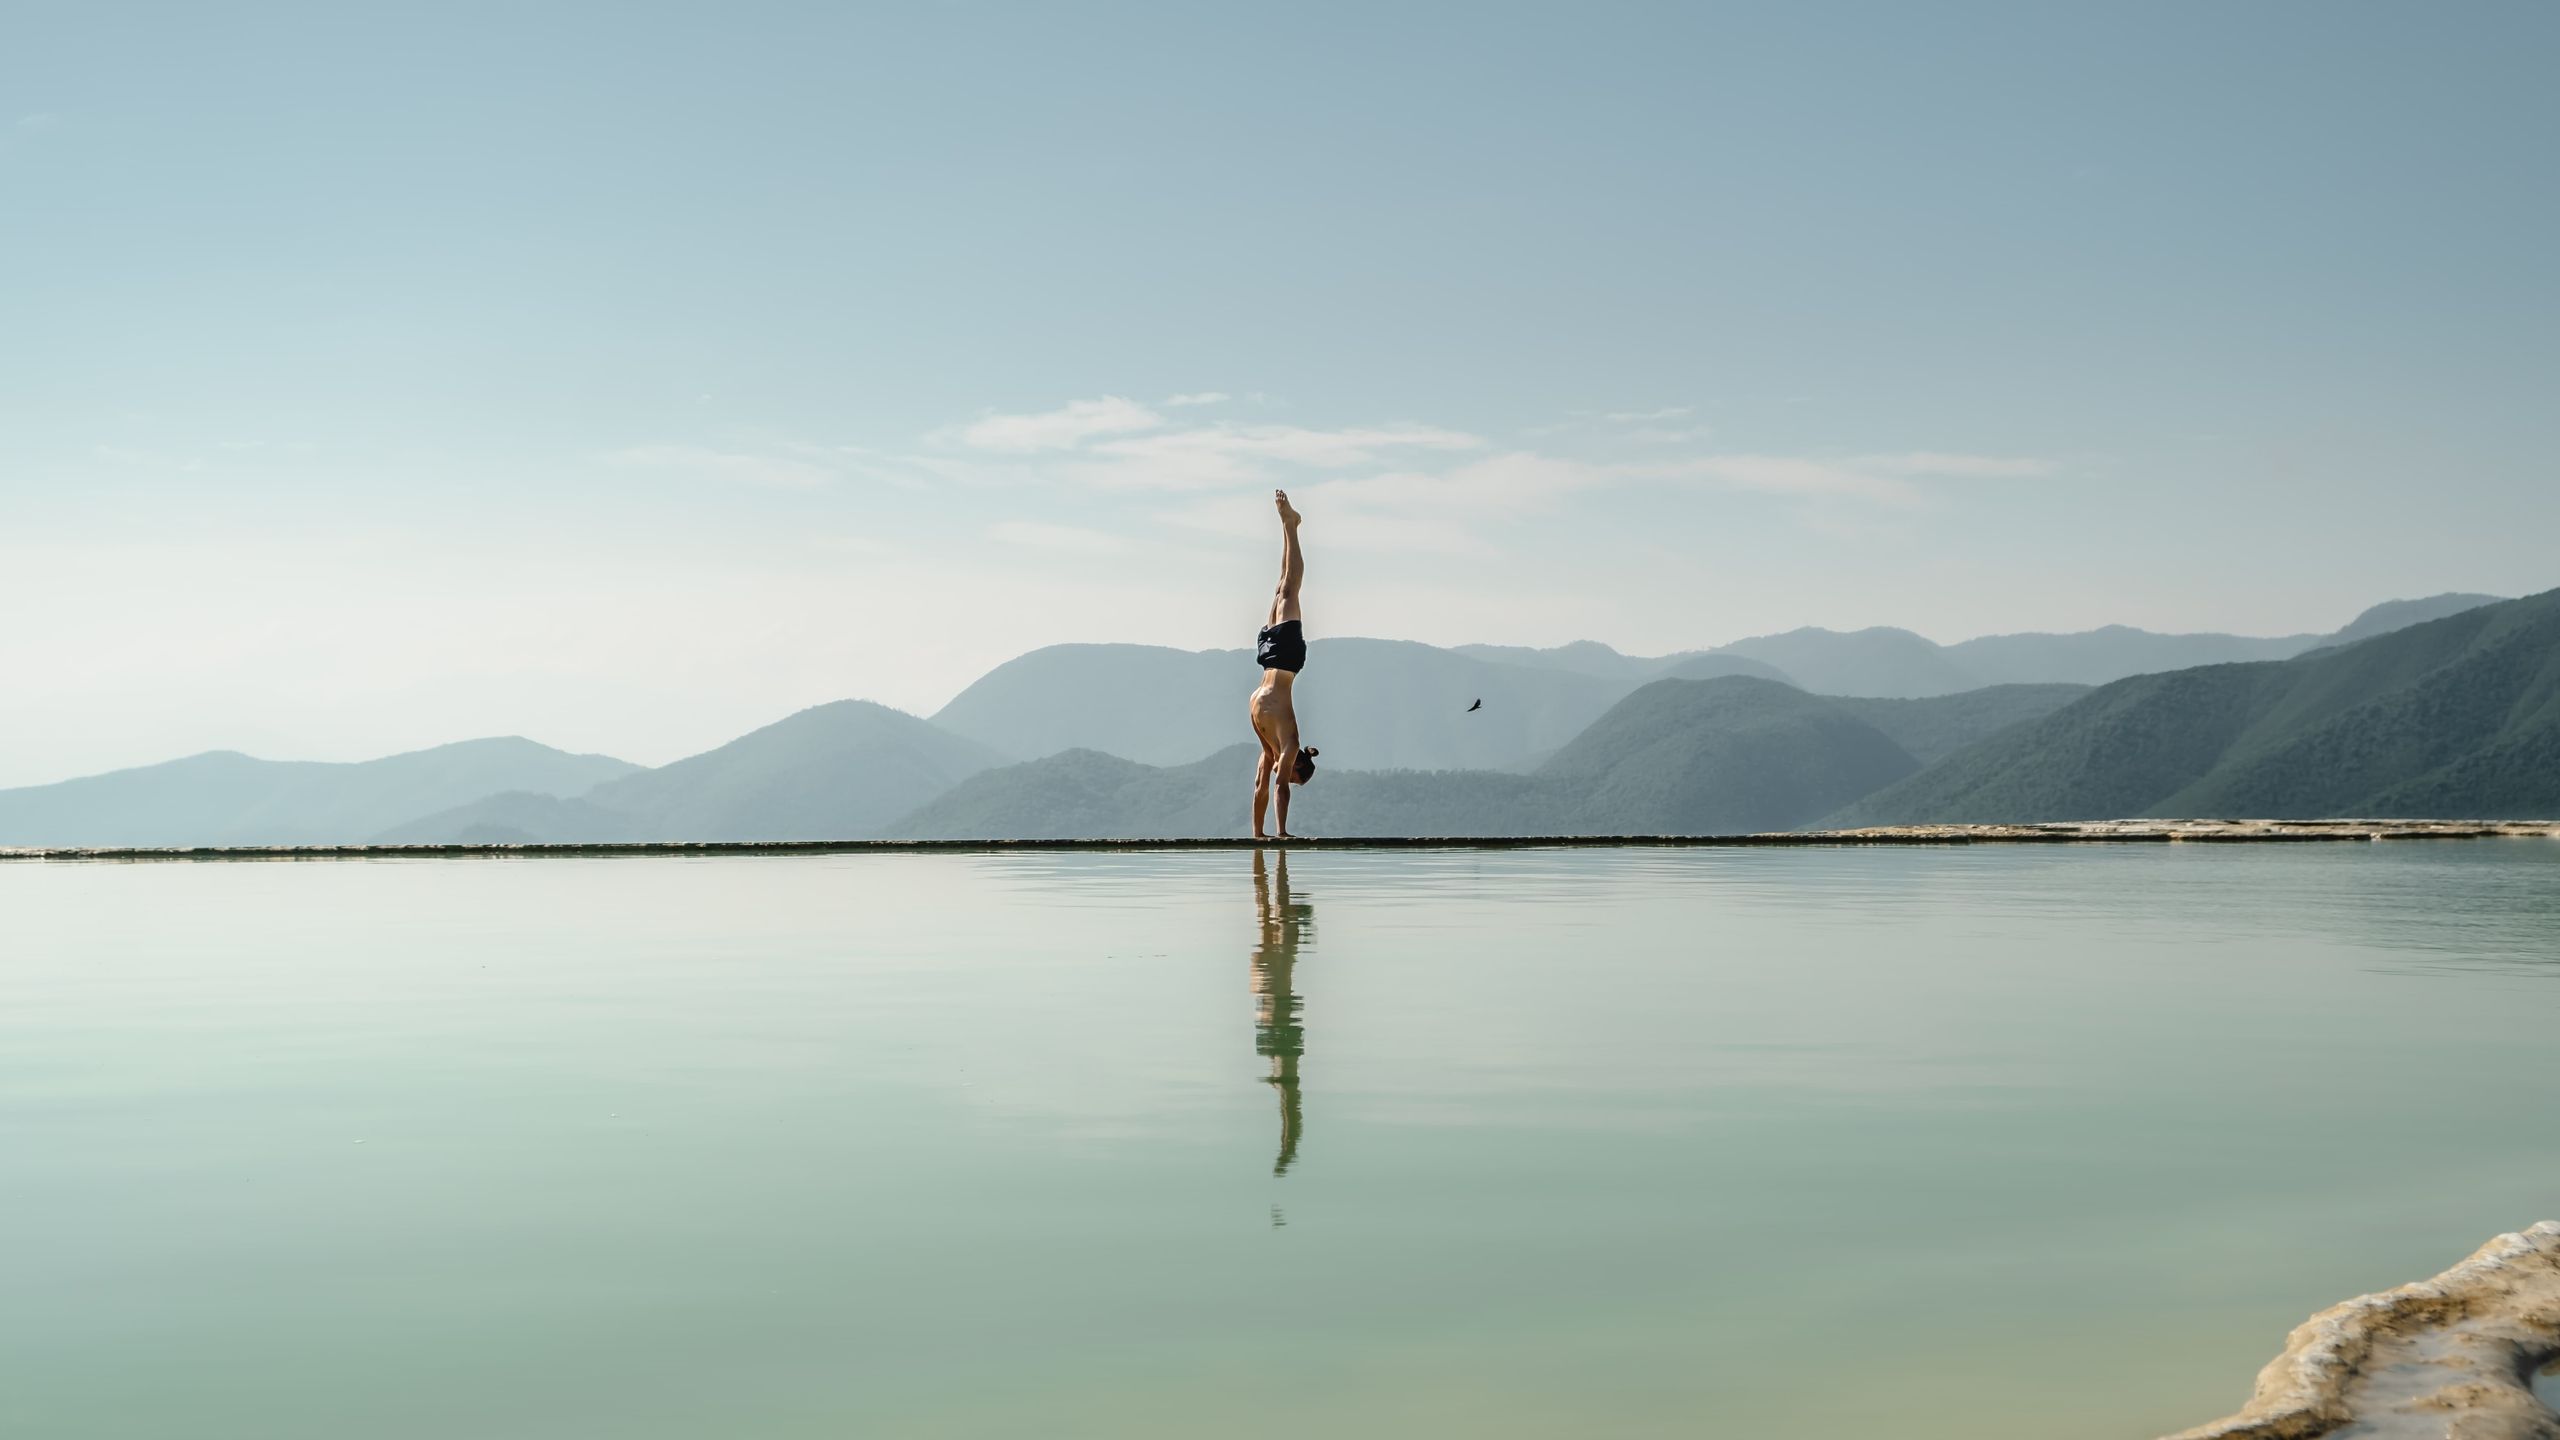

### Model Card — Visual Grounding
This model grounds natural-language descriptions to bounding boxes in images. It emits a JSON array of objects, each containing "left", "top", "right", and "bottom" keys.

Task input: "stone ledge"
[
  {"left": 2165, "top": 1222, "right": 2560, "bottom": 1440},
  {"left": 3, "top": 820, "right": 2553, "bottom": 861}
]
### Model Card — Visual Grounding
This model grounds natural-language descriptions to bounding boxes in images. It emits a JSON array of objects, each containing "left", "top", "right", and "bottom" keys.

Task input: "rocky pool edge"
[
  {"left": 2164, "top": 1221, "right": 2560, "bottom": 1440},
  {"left": 2, "top": 818, "right": 2554, "bottom": 861}
]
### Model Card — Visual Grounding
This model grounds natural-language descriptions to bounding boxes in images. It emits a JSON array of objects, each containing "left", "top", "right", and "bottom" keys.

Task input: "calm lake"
[{"left": 7, "top": 842, "right": 2559, "bottom": 1438}]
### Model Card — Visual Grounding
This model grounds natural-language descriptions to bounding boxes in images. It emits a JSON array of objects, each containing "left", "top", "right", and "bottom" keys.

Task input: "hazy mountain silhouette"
[
  {"left": 891, "top": 740, "right": 1525, "bottom": 839},
  {"left": 1838, "top": 588, "right": 2560, "bottom": 823},
  {"left": 1653, "top": 652, "right": 1803, "bottom": 684},
  {"left": 886, "top": 745, "right": 1256, "bottom": 839},
  {"left": 374, "top": 792, "right": 644, "bottom": 846},
  {"left": 1942, "top": 627, "right": 2307, "bottom": 686},
  {"left": 900, "top": 676, "right": 1976, "bottom": 838},
  {"left": 1694, "top": 593, "right": 2506, "bottom": 698},
  {"left": 1450, "top": 641, "right": 1791, "bottom": 686},
  {"left": 0, "top": 737, "right": 637, "bottom": 847},
  {"left": 2321, "top": 592, "right": 2505, "bottom": 647},
  {"left": 1708, "top": 627, "right": 1982, "bottom": 698},
  {"left": 932, "top": 638, "right": 1648, "bottom": 771},
  {"left": 929, "top": 644, "right": 1244, "bottom": 767},
  {"left": 385, "top": 700, "right": 1006, "bottom": 843},
  {"left": 13, "top": 590, "right": 2523, "bottom": 848}
]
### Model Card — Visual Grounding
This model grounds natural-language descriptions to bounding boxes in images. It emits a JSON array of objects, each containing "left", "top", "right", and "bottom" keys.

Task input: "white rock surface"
[{"left": 2165, "top": 1222, "right": 2560, "bottom": 1439}]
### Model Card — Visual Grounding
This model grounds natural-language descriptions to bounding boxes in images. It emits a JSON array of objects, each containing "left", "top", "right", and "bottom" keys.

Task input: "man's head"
[{"left": 1292, "top": 746, "right": 1319, "bottom": 784}]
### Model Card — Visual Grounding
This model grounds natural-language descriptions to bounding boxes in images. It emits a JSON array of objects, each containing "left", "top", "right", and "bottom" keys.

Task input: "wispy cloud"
[
  {"left": 1151, "top": 451, "right": 1609, "bottom": 556},
  {"left": 603, "top": 393, "right": 2049, "bottom": 560},
  {"left": 1162, "top": 391, "right": 1229, "bottom": 408},
  {"left": 953, "top": 395, "right": 1163, "bottom": 452},
  {"left": 604, "top": 444, "right": 833, "bottom": 490},
  {"left": 1069, "top": 421, "right": 1484, "bottom": 490},
  {"left": 15, "top": 112, "right": 61, "bottom": 132},
  {"left": 1312, "top": 452, "right": 1607, "bottom": 516},
  {"left": 1156, "top": 490, "right": 1504, "bottom": 557},
  {"left": 892, "top": 394, "right": 2056, "bottom": 555}
]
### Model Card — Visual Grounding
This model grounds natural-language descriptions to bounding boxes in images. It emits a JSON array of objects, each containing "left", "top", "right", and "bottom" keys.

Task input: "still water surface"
[{"left": 6, "top": 842, "right": 2559, "bottom": 1438}]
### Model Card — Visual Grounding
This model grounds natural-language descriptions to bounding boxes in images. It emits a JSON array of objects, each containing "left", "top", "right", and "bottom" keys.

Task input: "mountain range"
[
  {"left": 0, "top": 737, "right": 636, "bottom": 847},
  {"left": 901, "top": 675, "right": 1998, "bottom": 839},
  {"left": 909, "top": 591, "right": 2556, "bottom": 836},
  {"left": 1686, "top": 591, "right": 2502, "bottom": 696},
  {"left": 929, "top": 637, "right": 1784, "bottom": 770},
  {"left": 1838, "top": 586, "right": 2560, "bottom": 823},
  {"left": 928, "top": 594, "right": 2497, "bottom": 772},
  {"left": 0, "top": 589, "right": 2537, "bottom": 846},
  {"left": 379, "top": 701, "right": 1005, "bottom": 843}
]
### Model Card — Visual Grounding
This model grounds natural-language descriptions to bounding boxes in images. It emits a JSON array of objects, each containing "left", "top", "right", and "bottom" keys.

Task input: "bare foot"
[{"left": 1274, "top": 489, "right": 1300, "bottom": 526}]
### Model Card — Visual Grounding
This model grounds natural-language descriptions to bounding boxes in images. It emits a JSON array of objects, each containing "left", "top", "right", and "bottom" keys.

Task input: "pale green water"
[{"left": 6, "top": 842, "right": 2560, "bottom": 1439}]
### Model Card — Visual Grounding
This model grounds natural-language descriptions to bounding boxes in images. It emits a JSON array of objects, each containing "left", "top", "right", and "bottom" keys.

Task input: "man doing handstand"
[{"left": 1248, "top": 490, "right": 1317, "bottom": 839}]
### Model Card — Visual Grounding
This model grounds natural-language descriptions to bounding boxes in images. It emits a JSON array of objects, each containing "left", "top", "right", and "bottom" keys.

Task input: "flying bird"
[{"left": 1466, "top": 698, "right": 1481, "bottom": 712}]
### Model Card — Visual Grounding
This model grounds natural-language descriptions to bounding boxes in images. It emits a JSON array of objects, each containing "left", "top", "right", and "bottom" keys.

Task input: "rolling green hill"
[
  {"left": 1829, "top": 685, "right": 2090, "bottom": 764},
  {"left": 1838, "top": 588, "right": 2560, "bottom": 823},
  {"left": 1536, "top": 677, "right": 1920, "bottom": 833},
  {"left": 0, "top": 737, "right": 638, "bottom": 847}
]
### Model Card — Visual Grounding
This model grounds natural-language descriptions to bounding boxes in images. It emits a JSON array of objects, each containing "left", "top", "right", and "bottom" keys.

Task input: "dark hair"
[{"left": 1293, "top": 746, "right": 1319, "bottom": 783}]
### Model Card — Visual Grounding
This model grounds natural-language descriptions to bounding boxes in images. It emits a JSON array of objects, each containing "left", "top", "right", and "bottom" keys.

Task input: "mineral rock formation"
[
  {"left": 4, "top": 818, "right": 2556, "bottom": 862},
  {"left": 2165, "top": 1222, "right": 2560, "bottom": 1439}
]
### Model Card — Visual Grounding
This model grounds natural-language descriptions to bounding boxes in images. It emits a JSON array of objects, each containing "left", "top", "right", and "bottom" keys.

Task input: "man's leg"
[{"left": 1272, "top": 490, "right": 1303, "bottom": 626}]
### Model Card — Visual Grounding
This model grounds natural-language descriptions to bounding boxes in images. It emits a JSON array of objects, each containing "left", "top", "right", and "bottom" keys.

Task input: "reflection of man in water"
[{"left": 1250, "top": 848, "right": 1312, "bottom": 1176}]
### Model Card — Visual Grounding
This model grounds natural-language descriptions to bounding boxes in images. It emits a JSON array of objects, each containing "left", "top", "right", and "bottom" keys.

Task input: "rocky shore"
[
  {"left": 2165, "top": 1222, "right": 2560, "bottom": 1440},
  {"left": 1, "top": 818, "right": 2553, "bottom": 862}
]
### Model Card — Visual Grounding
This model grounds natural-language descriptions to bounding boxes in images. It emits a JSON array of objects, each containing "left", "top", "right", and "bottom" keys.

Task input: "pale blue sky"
[{"left": 3, "top": 2, "right": 2554, "bottom": 783}]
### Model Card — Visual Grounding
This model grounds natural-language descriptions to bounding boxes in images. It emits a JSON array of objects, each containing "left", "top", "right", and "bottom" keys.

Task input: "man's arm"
[
  {"left": 1274, "top": 756, "right": 1294, "bottom": 837},
  {"left": 1250, "top": 753, "right": 1273, "bottom": 838}
]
